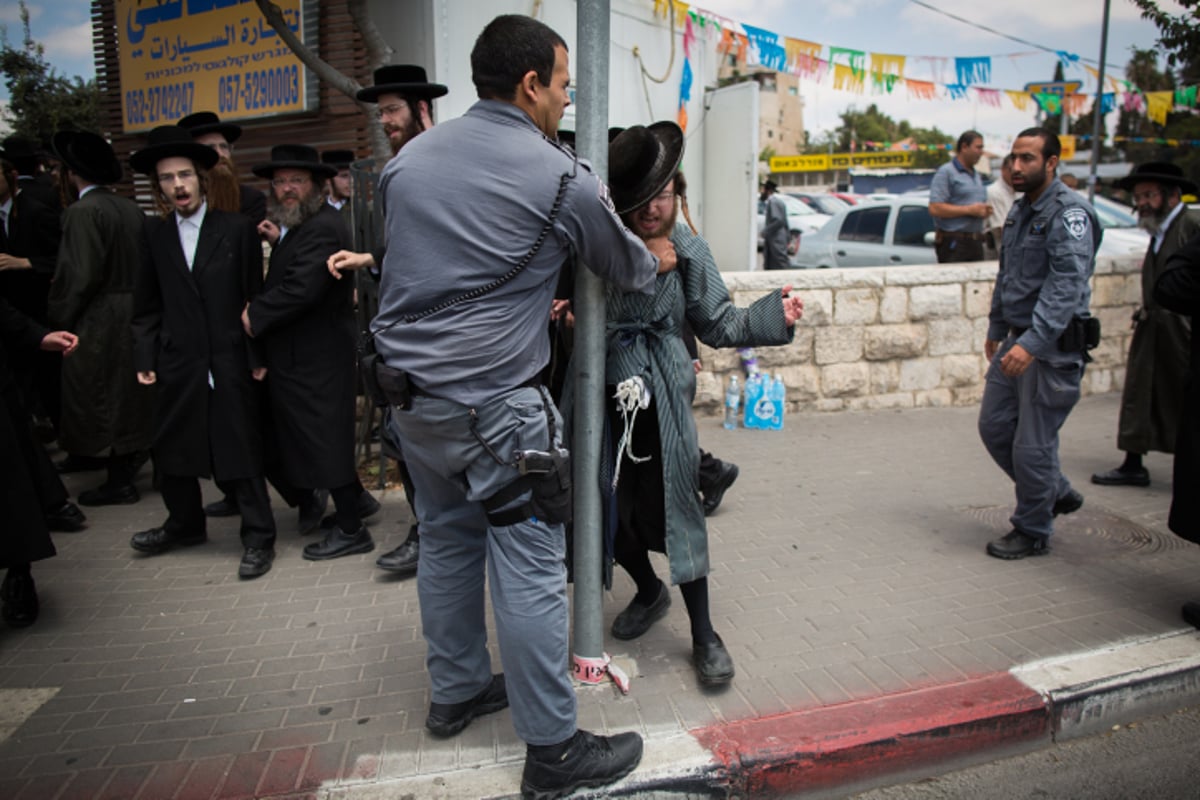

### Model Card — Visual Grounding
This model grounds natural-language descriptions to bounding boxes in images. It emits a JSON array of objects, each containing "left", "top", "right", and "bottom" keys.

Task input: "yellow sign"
[
  {"left": 1024, "top": 81, "right": 1083, "bottom": 97},
  {"left": 1058, "top": 134, "right": 1076, "bottom": 161},
  {"left": 116, "top": 0, "right": 309, "bottom": 133},
  {"left": 770, "top": 151, "right": 915, "bottom": 173}
]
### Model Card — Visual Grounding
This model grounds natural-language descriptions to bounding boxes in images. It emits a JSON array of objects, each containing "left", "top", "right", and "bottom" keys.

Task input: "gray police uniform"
[
  {"left": 978, "top": 177, "right": 1101, "bottom": 540},
  {"left": 373, "top": 100, "right": 657, "bottom": 746}
]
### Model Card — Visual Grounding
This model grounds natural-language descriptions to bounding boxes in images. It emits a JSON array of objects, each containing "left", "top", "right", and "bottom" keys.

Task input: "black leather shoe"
[
  {"left": 302, "top": 524, "right": 373, "bottom": 560},
  {"left": 376, "top": 526, "right": 419, "bottom": 574},
  {"left": 203, "top": 496, "right": 240, "bottom": 517},
  {"left": 425, "top": 674, "right": 508, "bottom": 737},
  {"left": 54, "top": 454, "right": 105, "bottom": 474},
  {"left": 1052, "top": 489, "right": 1084, "bottom": 517},
  {"left": 1183, "top": 601, "right": 1200, "bottom": 630},
  {"left": 692, "top": 633, "right": 735, "bottom": 686},
  {"left": 520, "top": 729, "right": 643, "bottom": 800},
  {"left": 238, "top": 547, "right": 275, "bottom": 579},
  {"left": 297, "top": 489, "right": 329, "bottom": 534},
  {"left": 986, "top": 529, "right": 1049, "bottom": 560},
  {"left": 78, "top": 483, "right": 140, "bottom": 507},
  {"left": 1, "top": 570, "right": 39, "bottom": 628},
  {"left": 611, "top": 582, "right": 671, "bottom": 640},
  {"left": 44, "top": 502, "right": 87, "bottom": 532},
  {"left": 702, "top": 462, "right": 740, "bottom": 517},
  {"left": 1090, "top": 467, "right": 1150, "bottom": 487},
  {"left": 318, "top": 491, "right": 383, "bottom": 530},
  {"left": 130, "top": 526, "right": 207, "bottom": 555}
]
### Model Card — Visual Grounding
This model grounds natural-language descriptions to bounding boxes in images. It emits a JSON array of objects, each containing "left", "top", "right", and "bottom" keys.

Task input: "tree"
[
  {"left": 1129, "top": 0, "right": 1200, "bottom": 82},
  {"left": 253, "top": 0, "right": 395, "bottom": 159},
  {"left": 1115, "top": 48, "right": 1199, "bottom": 188},
  {"left": 0, "top": 1, "right": 99, "bottom": 141},
  {"left": 810, "top": 104, "right": 953, "bottom": 168}
]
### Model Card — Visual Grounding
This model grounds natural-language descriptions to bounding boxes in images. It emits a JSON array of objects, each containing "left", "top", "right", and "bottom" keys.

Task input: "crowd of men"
[{"left": 3, "top": 11, "right": 1200, "bottom": 798}]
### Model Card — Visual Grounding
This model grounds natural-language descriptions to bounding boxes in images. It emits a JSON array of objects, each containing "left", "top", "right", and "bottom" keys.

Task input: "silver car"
[{"left": 792, "top": 197, "right": 935, "bottom": 268}]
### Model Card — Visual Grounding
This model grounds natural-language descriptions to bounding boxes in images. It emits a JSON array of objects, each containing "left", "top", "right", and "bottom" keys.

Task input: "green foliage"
[
  {"left": 759, "top": 145, "right": 776, "bottom": 163},
  {"left": 1, "top": 2, "right": 99, "bottom": 141},
  {"left": 1129, "top": 0, "right": 1200, "bottom": 82},
  {"left": 1115, "top": 48, "right": 1200, "bottom": 188},
  {"left": 805, "top": 103, "right": 953, "bottom": 168}
]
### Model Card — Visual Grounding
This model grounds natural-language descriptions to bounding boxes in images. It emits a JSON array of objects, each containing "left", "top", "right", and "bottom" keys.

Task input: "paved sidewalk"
[{"left": 2, "top": 393, "right": 1199, "bottom": 799}]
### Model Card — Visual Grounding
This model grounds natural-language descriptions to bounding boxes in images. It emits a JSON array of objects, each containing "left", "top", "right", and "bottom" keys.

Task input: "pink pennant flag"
[{"left": 974, "top": 88, "right": 1002, "bottom": 107}]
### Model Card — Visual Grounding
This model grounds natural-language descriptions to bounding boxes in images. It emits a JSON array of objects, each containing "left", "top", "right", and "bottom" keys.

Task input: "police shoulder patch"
[
  {"left": 598, "top": 180, "right": 616, "bottom": 214},
  {"left": 1062, "top": 207, "right": 1090, "bottom": 241}
]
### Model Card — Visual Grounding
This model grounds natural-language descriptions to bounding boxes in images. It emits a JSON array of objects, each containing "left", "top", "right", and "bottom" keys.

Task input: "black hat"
[
  {"left": 607, "top": 122, "right": 685, "bottom": 214},
  {"left": 1114, "top": 161, "right": 1197, "bottom": 195},
  {"left": 356, "top": 64, "right": 448, "bottom": 103},
  {"left": 51, "top": 130, "right": 122, "bottom": 186},
  {"left": 177, "top": 111, "right": 242, "bottom": 144},
  {"left": 251, "top": 144, "right": 337, "bottom": 180},
  {"left": 130, "top": 126, "right": 220, "bottom": 175},
  {"left": 321, "top": 149, "right": 355, "bottom": 169},
  {"left": 0, "top": 136, "right": 43, "bottom": 171}
]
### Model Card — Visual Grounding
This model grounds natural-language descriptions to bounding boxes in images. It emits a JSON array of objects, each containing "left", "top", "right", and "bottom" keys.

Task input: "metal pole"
[
  {"left": 1088, "top": 0, "right": 1112, "bottom": 203},
  {"left": 571, "top": 0, "right": 610, "bottom": 666}
]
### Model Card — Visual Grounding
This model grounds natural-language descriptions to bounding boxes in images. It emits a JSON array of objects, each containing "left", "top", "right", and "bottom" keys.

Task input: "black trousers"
[
  {"left": 935, "top": 234, "right": 985, "bottom": 263},
  {"left": 161, "top": 473, "right": 276, "bottom": 549}
]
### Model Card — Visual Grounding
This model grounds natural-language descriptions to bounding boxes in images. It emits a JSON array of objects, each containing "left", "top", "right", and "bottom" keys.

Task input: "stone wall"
[{"left": 693, "top": 254, "right": 1144, "bottom": 414}]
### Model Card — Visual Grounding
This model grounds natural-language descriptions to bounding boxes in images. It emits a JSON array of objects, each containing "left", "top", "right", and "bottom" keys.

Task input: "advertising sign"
[
  {"left": 117, "top": 0, "right": 309, "bottom": 133},
  {"left": 770, "top": 151, "right": 915, "bottom": 173}
]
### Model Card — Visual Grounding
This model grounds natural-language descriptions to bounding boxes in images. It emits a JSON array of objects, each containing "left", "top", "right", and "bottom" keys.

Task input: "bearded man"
[
  {"left": 243, "top": 145, "right": 375, "bottom": 562},
  {"left": 1092, "top": 162, "right": 1200, "bottom": 488},
  {"left": 177, "top": 112, "right": 266, "bottom": 225}
]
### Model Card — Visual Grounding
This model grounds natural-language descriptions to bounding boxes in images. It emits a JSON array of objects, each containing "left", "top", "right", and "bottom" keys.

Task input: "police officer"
[
  {"left": 978, "top": 127, "right": 1101, "bottom": 560},
  {"left": 371, "top": 14, "right": 668, "bottom": 799}
]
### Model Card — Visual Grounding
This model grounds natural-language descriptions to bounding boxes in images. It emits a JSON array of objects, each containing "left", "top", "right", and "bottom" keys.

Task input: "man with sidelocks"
[{"left": 370, "top": 15, "right": 671, "bottom": 799}]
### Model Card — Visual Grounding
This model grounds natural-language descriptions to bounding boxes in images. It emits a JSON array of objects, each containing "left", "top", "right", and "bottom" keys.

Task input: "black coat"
[
  {"left": 247, "top": 204, "right": 355, "bottom": 489},
  {"left": 0, "top": 187, "right": 61, "bottom": 323},
  {"left": 0, "top": 297, "right": 56, "bottom": 569},
  {"left": 239, "top": 184, "right": 266, "bottom": 226},
  {"left": 1154, "top": 231, "right": 1200, "bottom": 543},
  {"left": 132, "top": 208, "right": 266, "bottom": 480}
]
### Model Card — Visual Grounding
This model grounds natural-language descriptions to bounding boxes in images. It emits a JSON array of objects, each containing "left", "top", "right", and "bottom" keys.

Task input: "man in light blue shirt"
[{"left": 929, "top": 129, "right": 989, "bottom": 263}]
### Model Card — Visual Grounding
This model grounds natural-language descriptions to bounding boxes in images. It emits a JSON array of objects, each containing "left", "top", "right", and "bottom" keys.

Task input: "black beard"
[{"left": 267, "top": 191, "right": 325, "bottom": 230}]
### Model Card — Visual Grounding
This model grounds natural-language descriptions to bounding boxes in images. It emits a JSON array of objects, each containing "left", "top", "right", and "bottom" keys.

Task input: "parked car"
[
  {"left": 792, "top": 197, "right": 935, "bottom": 268},
  {"left": 757, "top": 193, "right": 832, "bottom": 255},
  {"left": 786, "top": 192, "right": 852, "bottom": 216}
]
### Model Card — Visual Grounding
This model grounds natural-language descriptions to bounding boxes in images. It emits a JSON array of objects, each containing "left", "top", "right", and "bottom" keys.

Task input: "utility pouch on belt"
[
  {"left": 1057, "top": 316, "right": 1101, "bottom": 361},
  {"left": 357, "top": 336, "right": 413, "bottom": 409},
  {"left": 483, "top": 447, "right": 573, "bottom": 527}
]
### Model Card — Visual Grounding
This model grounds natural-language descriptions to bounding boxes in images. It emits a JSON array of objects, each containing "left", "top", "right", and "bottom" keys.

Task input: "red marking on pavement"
[{"left": 694, "top": 672, "right": 1048, "bottom": 796}]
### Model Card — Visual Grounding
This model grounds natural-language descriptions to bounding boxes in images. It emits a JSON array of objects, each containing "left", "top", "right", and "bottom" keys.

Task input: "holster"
[
  {"left": 358, "top": 337, "right": 412, "bottom": 410},
  {"left": 1057, "top": 316, "right": 1101, "bottom": 361}
]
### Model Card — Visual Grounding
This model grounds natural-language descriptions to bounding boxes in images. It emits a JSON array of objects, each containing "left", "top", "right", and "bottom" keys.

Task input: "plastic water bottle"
[
  {"left": 723, "top": 375, "right": 741, "bottom": 430},
  {"left": 768, "top": 372, "right": 786, "bottom": 430},
  {"left": 744, "top": 372, "right": 766, "bottom": 429}
]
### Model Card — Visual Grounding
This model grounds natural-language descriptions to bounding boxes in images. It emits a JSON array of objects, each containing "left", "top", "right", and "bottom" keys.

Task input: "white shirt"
[
  {"left": 986, "top": 179, "right": 1017, "bottom": 233},
  {"left": 1151, "top": 202, "right": 1185, "bottom": 254},
  {"left": 0, "top": 196, "right": 11, "bottom": 239},
  {"left": 327, "top": 197, "right": 346, "bottom": 211},
  {"left": 176, "top": 201, "right": 207, "bottom": 270}
]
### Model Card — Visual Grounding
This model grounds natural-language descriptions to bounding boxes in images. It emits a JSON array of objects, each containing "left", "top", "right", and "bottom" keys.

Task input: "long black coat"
[
  {"left": 47, "top": 188, "right": 154, "bottom": 457},
  {"left": 1155, "top": 231, "right": 1200, "bottom": 543},
  {"left": 0, "top": 186, "right": 61, "bottom": 323},
  {"left": 247, "top": 204, "right": 355, "bottom": 489},
  {"left": 132, "top": 208, "right": 266, "bottom": 480},
  {"left": 0, "top": 297, "right": 56, "bottom": 569}
]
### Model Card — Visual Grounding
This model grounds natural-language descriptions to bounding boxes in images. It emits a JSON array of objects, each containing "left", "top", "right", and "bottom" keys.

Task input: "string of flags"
[{"left": 650, "top": 0, "right": 1198, "bottom": 134}]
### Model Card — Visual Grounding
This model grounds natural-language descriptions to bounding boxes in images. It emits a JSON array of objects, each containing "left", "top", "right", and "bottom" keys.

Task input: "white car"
[
  {"left": 757, "top": 193, "right": 832, "bottom": 255},
  {"left": 792, "top": 197, "right": 936, "bottom": 268}
]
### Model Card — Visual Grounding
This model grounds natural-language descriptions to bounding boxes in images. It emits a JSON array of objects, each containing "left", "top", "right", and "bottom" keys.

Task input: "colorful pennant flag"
[
  {"left": 955, "top": 57, "right": 991, "bottom": 87},
  {"left": 832, "top": 63, "right": 865, "bottom": 93},
  {"left": 974, "top": 88, "right": 1002, "bottom": 107},
  {"left": 828, "top": 47, "right": 866, "bottom": 81},
  {"left": 905, "top": 79, "right": 937, "bottom": 100},
  {"left": 742, "top": 24, "right": 788, "bottom": 71},
  {"left": 1005, "top": 90, "right": 1031, "bottom": 111},
  {"left": 1146, "top": 91, "right": 1173, "bottom": 125},
  {"left": 785, "top": 38, "right": 823, "bottom": 77}
]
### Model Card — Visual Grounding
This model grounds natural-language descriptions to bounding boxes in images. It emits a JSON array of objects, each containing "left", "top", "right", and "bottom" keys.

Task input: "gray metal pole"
[
  {"left": 571, "top": 0, "right": 610, "bottom": 666},
  {"left": 1088, "top": 0, "right": 1112, "bottom": 203}
]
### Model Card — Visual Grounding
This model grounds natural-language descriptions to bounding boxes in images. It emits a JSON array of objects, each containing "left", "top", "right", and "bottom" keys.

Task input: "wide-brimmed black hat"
[
  {"left": 321, "top": 149, "right": 355, "bottom": 169},
  {"left": 356, "top": 64, "right": 448, "bottom": 103},
  {"left": 51, "top": 130, "right": 122, "bottom": 186},
  {"left": 130, "top": 125, "right": 220, "bottom": 175},
  {"left": 177, "top": 111, "right": 242, "bottom": 144},
  {"left": 251, "top": 144, "right": 337, "bottom": 180},
  {"left": 0, "top": 136, "right": 43, "bottom": 170},
  {"left": 607, "top": 122, "right": 684, "bottom": 214},
  {"left": 1114, "top": 161, "right": 1197, "bottom": 195}
]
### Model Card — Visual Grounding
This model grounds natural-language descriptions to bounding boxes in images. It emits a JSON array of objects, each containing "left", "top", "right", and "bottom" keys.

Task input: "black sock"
[
  {"left": 527, "top": 730, "right": 577, "bottom": 759},
  {"left": 616, "top": 547, "right": 661, "bottom": 605},
  {"left": 1120, "top": 452, "right": 1144, "bottom": 472},
  {"left": 331, "top": 482, "right": 362, "bottom": 533},
  {"left": 680, "top": 577, "right": 716, "bottom": 644}
]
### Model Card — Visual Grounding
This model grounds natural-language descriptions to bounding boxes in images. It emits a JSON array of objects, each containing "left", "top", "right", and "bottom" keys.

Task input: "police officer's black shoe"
[
  {"left": 1090, "top": 467, "right": 1150, "bottom": 487},
  {"left": 986, "top": 529, "right": 1049, "bottom": 560},
  {"left": 611, "top": 582, "right": 670, "bottom": 640},
  {"left": 302, "top": 524, "right": 373, "bottom": 560},
  {"left": 1183, "top": 602, "right": 1200, "bottom": 630},
  {"left": 425, "top": 674, "right": 508, "bottom": 737},
  {"left": 1052, "top": 489, "right": 1084, "bottom": 517},
  {"left": 702, "top": 463, "right": 739, "bottom": 516},
  {"left": 376, "top": 525, "right": 419, "bottom": 574},
  {"left": 520, "top": 729, "right": 644, "bottom": 800}
]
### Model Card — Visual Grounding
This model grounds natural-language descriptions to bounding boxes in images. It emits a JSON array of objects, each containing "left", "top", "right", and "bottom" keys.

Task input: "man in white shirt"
[
  {"left": 986, "top": 154, "right": 1016, "bottom": 259},
  {"left": 129, "top": 126, "right": 277, "bottom": 579}
]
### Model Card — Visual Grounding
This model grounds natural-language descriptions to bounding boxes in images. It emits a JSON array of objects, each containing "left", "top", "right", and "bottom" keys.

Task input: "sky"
[
  {"left": 696, "top": 0, "right": 1185, "bottom": 153},
  {"left": 0, "top": 0, "right": 1186, "bottom": 152}
]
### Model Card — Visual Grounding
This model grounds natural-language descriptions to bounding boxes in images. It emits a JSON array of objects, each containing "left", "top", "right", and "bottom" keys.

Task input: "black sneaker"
[
  {"left": 425, "top": 674, "right": 508, "bottom": 737},
  {"left": 702, "top": 462, "right": 739, "bottom": 516},
  {"left": 520, "top": 729, "right": 644, "bottom": 800},
  {"left": 986, "top": 529, "right": 1049, "bottom": 560},
  {"left": 1052, "top": 489, "right": 1083, "bottom": 517}
]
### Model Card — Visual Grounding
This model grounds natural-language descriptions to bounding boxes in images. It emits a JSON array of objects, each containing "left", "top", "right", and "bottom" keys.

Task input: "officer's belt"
[
  {"left": 408, "top": 374, "right": 542, "bottom": 401},
  {"left": 937, "top": 230, "right": 986, "bottom": 242}
]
